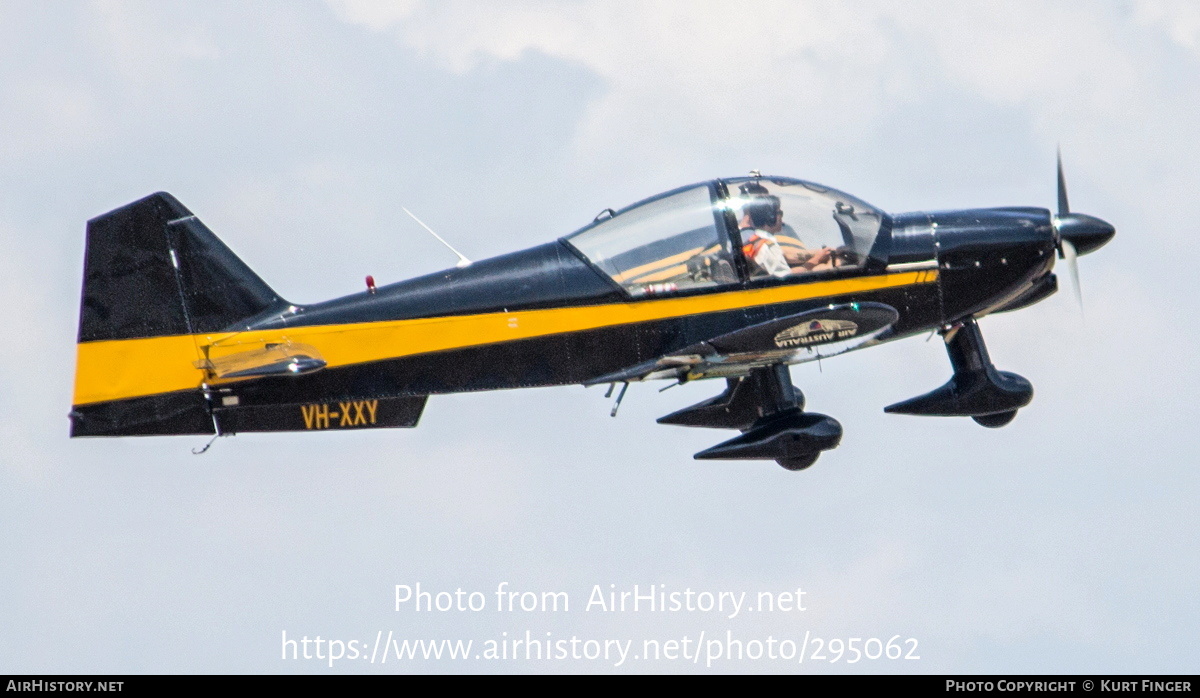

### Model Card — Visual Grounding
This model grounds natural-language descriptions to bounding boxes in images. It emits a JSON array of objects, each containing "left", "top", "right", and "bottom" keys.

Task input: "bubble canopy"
[{"left": 564, "top": 177, "right": 887, "bottom": 298}]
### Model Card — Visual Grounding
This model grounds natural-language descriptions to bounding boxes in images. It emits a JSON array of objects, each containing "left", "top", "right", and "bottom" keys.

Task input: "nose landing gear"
[{"left": 884, "top": 318, "right": 1032, "bottom": 424}]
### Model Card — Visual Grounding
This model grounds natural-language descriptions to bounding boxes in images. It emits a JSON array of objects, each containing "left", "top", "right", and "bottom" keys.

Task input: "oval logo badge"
[{"left": 774, "top": 319, "right": 859, "bottom": 348}]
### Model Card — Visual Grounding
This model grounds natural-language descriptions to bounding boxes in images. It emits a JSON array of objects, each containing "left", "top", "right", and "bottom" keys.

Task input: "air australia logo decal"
[{"left": 774, "top": 319, "right": 859, "bottom": 348}]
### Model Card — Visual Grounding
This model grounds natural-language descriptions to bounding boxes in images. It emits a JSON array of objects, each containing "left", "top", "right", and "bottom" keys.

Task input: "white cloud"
[
  {"left": 322, "top": 1, "right": 911, "bottom": 174},
  {"left": 324, "top": 0, "right": 421, "bottom": 31},
  {"left": 320, "top": 1, "right": 1199, "bottom": 193},
  {"left": 88, "top": 0, "right": 220, "bottom": 83},
  {"left": 1135, "top": 0, "right": 1200, "bottom": 53},
  {"left": 0, "top": 80, "right": 100, "bottom": 158}
]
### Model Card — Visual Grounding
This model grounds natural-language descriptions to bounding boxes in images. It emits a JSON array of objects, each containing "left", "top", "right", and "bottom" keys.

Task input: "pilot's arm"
[{"left": 784, "top": 246, "right": 834, "bottom": 271}]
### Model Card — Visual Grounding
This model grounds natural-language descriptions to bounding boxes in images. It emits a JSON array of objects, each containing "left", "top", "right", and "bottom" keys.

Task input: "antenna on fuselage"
[{"left": 401, "top": 207, "right": 472, "bottom": 268}]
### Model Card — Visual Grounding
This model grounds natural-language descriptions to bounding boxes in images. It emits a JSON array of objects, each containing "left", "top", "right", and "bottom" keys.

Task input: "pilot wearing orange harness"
[{"left": 738, "top": 184, "right": 833, "bottom": 278}]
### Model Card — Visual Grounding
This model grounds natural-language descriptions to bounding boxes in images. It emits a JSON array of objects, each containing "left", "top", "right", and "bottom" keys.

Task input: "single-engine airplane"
[{"left": 70, "top": 157, "right": 1114, "bottom": 470}]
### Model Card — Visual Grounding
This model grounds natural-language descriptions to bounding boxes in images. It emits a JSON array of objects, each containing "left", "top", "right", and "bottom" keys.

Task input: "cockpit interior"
[{"left": 565, "top": 177, "right": 886, "bottom": 298}]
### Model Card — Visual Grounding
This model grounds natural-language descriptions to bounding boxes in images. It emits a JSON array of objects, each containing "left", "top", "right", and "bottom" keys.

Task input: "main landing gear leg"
[
  {"left": 657, "top": 365, "right": 842, "bottom": 471},
  {"left": 884, "top": 318, "right": 1033, "bottom": 426}
]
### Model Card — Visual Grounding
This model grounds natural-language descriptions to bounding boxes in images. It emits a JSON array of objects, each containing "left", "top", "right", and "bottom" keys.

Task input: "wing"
[{"left": 584, "top": 301, "right": 900, "bottom": 385}]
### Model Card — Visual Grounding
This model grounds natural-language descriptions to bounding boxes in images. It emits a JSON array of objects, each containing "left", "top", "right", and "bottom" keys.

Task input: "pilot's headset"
[
  {"left": 737, "top": 182, "right": 781, "bottom": 230},
  {"left": 738, "top": 181, "right": 770, "bottom": 197},
  {"left": 735, "top": 181, "right": 768, "bottom": 217}
]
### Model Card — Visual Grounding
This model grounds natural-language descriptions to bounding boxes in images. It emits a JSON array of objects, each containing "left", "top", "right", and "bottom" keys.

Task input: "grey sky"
[{"left": 1, "top": 0, "right": 1197, "bottom": 673}]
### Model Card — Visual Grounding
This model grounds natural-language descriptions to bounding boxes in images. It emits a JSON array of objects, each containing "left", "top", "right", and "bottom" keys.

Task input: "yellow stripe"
[
  {"left": 72, "top": 270, "right": 937, "bottom": 405},
  {"left": 73, "top": 335, "right": 202, "bottom": 406},
  {"left": 625, "top": 263, "right": 689, "bottom": 284}
]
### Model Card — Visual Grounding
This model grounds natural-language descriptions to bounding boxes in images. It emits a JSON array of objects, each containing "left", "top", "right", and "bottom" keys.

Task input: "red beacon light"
[{"left": 365, "top": 275, "right": 377, "bottom": 294}]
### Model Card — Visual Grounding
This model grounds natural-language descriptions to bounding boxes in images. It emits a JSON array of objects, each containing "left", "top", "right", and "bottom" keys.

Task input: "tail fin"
[
  {"left": 72, "top": 192, "right": 287, "bottom": 436},
  {"left": 78, "top": 192, "right": 284, "bottom": 342}
]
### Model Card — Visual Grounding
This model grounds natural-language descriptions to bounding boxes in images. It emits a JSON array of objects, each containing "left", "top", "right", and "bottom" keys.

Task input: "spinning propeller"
[{"left": 1052, "top": 149, "right": 1116, "bottom": 311}]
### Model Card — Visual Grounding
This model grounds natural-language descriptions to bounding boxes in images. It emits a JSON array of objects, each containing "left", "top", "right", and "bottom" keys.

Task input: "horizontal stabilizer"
[
  {"left": 71, "top": 392, "right": 429, "bottom": 437},
  {"left": 70, "top": 391, "right": 215, "bottom": 437},
  {"left": 214, "top": 395, "right": 428, "bottom": 434}
]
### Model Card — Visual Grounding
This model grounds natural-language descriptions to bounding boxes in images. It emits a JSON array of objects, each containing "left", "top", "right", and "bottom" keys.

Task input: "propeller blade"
[
  {"left": 1056, "top": 147, "right": 1070, "bottom": 216},
  {"left": 1061, "top": 238, "right": 1083, "bottom": 313}
]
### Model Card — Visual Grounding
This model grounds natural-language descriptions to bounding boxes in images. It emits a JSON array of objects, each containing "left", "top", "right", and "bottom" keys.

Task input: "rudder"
[{"left": 78, "top": 192, "right": 284, "bottom": 342}]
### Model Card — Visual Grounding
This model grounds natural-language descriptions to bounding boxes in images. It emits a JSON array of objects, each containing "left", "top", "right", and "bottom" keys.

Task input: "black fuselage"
[
  {"left": 70, "top": 188, "right": 1081, "bottom": 440},
  {"left": 230, "top": 207, "right": 1057, "bottom": 402}
]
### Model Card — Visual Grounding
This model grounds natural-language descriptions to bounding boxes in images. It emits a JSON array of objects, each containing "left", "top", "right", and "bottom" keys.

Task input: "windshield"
[{"left": 566, "top": 184, "right": 738, "bottom": 297}]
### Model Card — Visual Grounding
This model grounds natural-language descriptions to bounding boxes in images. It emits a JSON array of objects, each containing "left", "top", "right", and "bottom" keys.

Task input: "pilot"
[{"left": 737, "top": 183, "right": 833, "bottom": 277}]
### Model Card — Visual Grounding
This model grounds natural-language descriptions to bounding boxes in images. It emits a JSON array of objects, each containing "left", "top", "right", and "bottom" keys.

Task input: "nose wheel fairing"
[{"left": 884, "top": 318, "right": 1032, "bottom": 420}]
